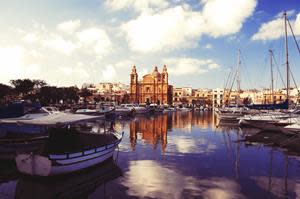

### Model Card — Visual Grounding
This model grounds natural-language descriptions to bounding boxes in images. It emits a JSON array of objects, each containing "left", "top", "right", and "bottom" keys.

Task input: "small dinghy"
[{"left": 15, "top": 127, "right": 123, "bottom": 176}]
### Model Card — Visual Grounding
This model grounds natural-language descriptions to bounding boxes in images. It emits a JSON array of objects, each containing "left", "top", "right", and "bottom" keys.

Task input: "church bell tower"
[{"left": 130, "top": 65, "right": 138, "bottom": 103}]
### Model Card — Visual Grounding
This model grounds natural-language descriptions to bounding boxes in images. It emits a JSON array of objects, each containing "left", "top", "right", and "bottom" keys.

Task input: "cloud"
[
  {"left": 102, "top": 65, "right": 117, "bottom": 81},
  {"left": 0, "top": 46, "right": 24, "bottom": 82},
  {"left": 208, "top": 62, "right": 219, "bottom": 69},
  {"left": 105, "top": 0, "right": 169, "bottom": 13},
  {"left": 23, "top": 33, "right": 39, "bottom": 43},
  {"left": 202, "top": 0, "right": 257, "bottom": 37},
  {"left": 57, "top": 20, "right": 81, "bottom": 34},
  {"left": 275, "top": 9, "right": 295, "bottom": 18},
  {"left": 77, "top": 27, "right": 112, "bottom": 56},
  {"left": 56, "top": 66, "right": 90, "bottom": 86},
  {"left": 0, "top": 46, "right": 42, "bottom": 83},
  {"left": 121, "top": 6, "right": 203, "bottom": 52},
  {"left": 204, "top": 43, "right": 213, "bottom": 49},
  {"left": 43, "top": 35, "right": 77, "bottom": 55},
  {"left": 20, "top": 22, "right": 113, "bottom": 57},
  {"left": 122, "top": 160, "right": 245, "bottom": 199},
  {"left": 166, "top": 136, "right": 217, "bottom": 154},
  {"left": 58, "top": 66, "right": 89, "bottom": 78},
  {"left": 114, "top": 60, "right": 135, "bottom": 69},
  {"left": 121, "top": 0, "right": 257, "bottom": 53},
  {"left": 252, "top": 10, "right": 300, "bottom": 41},
  {"left": 163, "top": 57, "right": 220, "bottom": 76},
  {"left": 5, "top": 22, "right": 117, "bottom": 86},
  {"left": 295, "top": 13, "right": 300, "bottom": 35}
]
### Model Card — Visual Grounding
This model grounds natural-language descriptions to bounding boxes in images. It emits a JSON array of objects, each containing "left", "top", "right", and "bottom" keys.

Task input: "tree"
[
  {"left": 33, "top": 80, "right": 47, "bottom": 89},
  {"left": 62, "top": 86, "right": 79, "bottom": 103},
  {"left": 0, "top": 83, "right": 13, "bottom": 105},
  {"left": 0, "top": 83, "right": 12, "bottom": 99},
  {"left": 10, "top": 79, "right": 35, "bottom": 96},
  {"left": 243, "top": 97, "right": 252, "bottom": 105},
  {"left": 79, "top": 88, "right": 93, "bottom": 104}
]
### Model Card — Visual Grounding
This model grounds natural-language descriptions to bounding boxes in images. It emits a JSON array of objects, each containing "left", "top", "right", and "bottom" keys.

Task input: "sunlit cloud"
[
  {"left": 122, "top": 160, "right": 244, "bottom": 199},
  {"left": 102, "top": 65, "right": 117, "bottom": 81},
  {"left": 202, "top": 0, "right": 257, "bottom": 37},
  {"left": 166, "top": 136, "right": 217, "bottom": 154},
  {"left": 77, "top": 27, "right": 112, "bottom": 56},
  {"left": 105, "top": 0, "right": 169, "bottom": 13},
  {"left": 252, "top": 10, "right": 300, "bottom": 41},
  {"left": 57, "top": 19, "right": 81, "bottom": 34},
  {"left": 43, "top": 35, "right": 77, "bottom": 55},
  {"left": 0, "top": 46, "right": 43, "bottom": 83},
  {"left": 163, "top": 57, "right": 220, "bottom": 76},
  {"left": 204, "top": 43, "right": 213, "bottom": 49},
  {"left": 121, "top": 0, "right": 257, "bottom": 53}
]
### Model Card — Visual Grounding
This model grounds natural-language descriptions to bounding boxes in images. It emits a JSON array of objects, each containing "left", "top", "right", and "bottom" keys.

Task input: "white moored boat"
[
  {"left": 75, "top": 105, "right": 115, "bottom": 118},
  {"left": 15, "top": 128, "right": 124, "bottom": 176},
  {"left": 131, "top": 104, "right": 150, "bottom": 114},
  {"left": 115, "top": 105, "right": 134, "bottom": 117},
  {"left": 0, "top": 112, "right": 103, "bottom": 135},
  {"left": 177, "top": 107, "right": 191, "bottom": 112}
]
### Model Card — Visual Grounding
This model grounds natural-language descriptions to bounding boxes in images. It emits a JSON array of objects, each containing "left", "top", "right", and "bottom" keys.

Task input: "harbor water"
[{"left": 1, "top": 111, "right": 300, "bottom": 199}]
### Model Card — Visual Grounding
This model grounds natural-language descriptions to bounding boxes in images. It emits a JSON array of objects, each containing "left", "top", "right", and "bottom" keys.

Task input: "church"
[{"left": 130, "top": 65, "right": 173, "bottom": 105}]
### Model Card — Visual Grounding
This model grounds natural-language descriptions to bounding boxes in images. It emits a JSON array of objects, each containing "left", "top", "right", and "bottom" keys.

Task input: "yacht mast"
[
  {"left": 284, "top": 11, "right": 290, "bottom": 103},
  {"left": 236, "top": 49, "right": 241, "bottom": 92},
  {"left": 269, "top": 49, "right": 274, "bottom": 103}
]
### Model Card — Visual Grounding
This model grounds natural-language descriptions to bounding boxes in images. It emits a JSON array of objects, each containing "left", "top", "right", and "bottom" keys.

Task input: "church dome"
[{"left": 152, "top": 66, "right": 160, "bottom": 77}]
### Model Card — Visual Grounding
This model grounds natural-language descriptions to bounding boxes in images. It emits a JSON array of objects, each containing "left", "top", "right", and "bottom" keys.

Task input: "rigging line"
[
  {"left": 227, "top": 67, "right": 238, "bottom": 105},
  {"left": 272, "top": 53, "right": 285, "bottom": 87},
  {"left": 240, "top": 56, "right": 254, "bottom": 89},
  {"left": 224, "top": 69, "right": 233, "bottom": 90},
  {"left": 290, "top": 68, "right": 300, "bottom": 101},
  {"left": 287, "top": 19, "right": 300, "bottom": 55}
]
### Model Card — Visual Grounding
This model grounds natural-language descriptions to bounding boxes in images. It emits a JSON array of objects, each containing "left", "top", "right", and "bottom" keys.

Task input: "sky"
[{"left": 0, "top": 0, "right": 300, "bottom": 89}]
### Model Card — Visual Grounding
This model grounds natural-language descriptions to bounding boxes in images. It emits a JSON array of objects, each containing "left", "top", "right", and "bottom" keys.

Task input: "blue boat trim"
[
  {"left": 49, "top": 138, "right": 121, "bottom": 161},
  {"left": 52, "top": 148, "right": 116, "bottom": 166}
]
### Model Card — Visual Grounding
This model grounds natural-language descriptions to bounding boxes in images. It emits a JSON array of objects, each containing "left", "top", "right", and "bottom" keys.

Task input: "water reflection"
[
  {"left": 130, "top": 115, "right": 168, "bottom": 151},
  {"left": 129, "top": 112, "right": 218, "bottom": 152},
  {"left": 15, "top": 159, "right": 121, "bottom": 199},
  {"left": 122, "top": 160, "right": 245, "bottom": 199},
  {"left": 171, "top": 111, "right": 217, "bottom": 131},
  {"left": 2, "top": 112, "right": 300, "bottom": 198}
]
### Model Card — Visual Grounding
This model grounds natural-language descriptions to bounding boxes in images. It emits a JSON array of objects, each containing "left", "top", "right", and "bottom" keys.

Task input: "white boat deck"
[{"left": 0, "top": 113, "right": 104, "bottom": 127}]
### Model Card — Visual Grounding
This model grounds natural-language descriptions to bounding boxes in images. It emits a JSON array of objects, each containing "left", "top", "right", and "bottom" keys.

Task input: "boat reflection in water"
[
  {"left": 120, "top": 112, "right": 300, "bottom": 198},
  {"left": 15, "top": 159, "right": 122, "bottom": 199},
  {"left": 2, "top": 111, "right": 300, "bottom": 198}
]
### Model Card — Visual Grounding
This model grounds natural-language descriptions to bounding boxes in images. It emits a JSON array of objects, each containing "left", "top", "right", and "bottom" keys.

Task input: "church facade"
[{"left": 130, "top": 65, "right": 173, "bottom": 105}]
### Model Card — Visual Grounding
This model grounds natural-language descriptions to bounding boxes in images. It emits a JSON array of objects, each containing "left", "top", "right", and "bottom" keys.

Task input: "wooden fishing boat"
[{"left": 15, "top": 127, "right": 124, "bottom": 176}]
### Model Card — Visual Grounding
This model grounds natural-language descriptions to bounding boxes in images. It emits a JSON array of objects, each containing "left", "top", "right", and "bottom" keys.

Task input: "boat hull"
[
  {"left": 133, "top": 109, "right": 150, "bottom": 114},
  {"left": 115, "top": 109, "right": 133, "bottom": 117},
  {"left": 16, "top": 134, "right": 122, "bottom": 176}
]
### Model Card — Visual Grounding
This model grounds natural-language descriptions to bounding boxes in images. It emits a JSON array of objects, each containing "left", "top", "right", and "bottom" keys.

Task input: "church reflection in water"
[
  {"left": 130, "top": 115, "right": 168, "bottom": 152},
  {"left": 129, "top": 112, "right": 217, "bottom": 151}
]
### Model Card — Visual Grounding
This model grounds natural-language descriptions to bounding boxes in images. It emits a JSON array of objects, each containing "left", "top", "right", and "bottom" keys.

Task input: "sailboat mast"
[
  {"left": 237, "top": 49, "right": 241, "bottom": 92},
  {"left": 269, "top": 49, "right": 274, "bottom": 103},
  {"left": 284, "top": 11, "right": 290, "bottom": 102}
]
